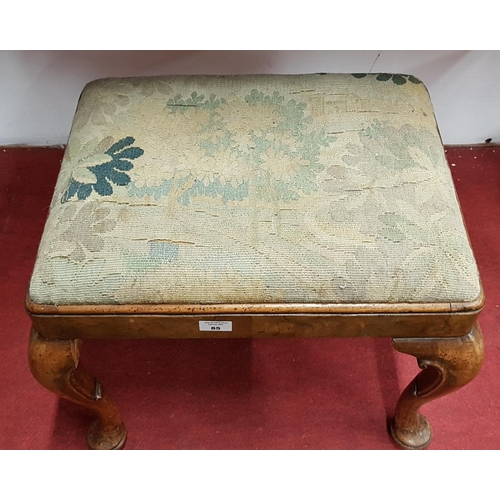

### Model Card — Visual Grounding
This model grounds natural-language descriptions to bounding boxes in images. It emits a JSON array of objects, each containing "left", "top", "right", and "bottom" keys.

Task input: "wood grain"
[
  {"left": 28, "top": 329, "right": 127, "bottom": 450},
  {"left": 26, "top": 290, "right": 485, "bottom": 316},
  {"left": 28, "top": 310, "right": 480, "bottom": 340},
  {"left": 390, "top": 323, "right": 484, "bottom": 449}
]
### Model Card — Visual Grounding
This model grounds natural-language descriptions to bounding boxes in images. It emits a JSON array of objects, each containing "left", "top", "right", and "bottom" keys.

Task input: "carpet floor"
[{"left": 0, "top": 145, "right": 499, "bottom": 450}]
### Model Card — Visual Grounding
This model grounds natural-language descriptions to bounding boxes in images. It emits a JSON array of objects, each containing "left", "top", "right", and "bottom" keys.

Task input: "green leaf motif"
[
  {"left": 376, "top": 73, "right": 392, "bottom": 82},
  {"left": 166, "top": 93, "right": 227, "bottom": 114},
  {"left": 162, "top": 89, "right": 336, "bottom": 205},
  {"left": 391, "top": 74, "right": 407, "bottom": 86},
  {"left": 178, "top": 178, "right": 250, "bottom": 205},
  {"left": 62, "top": 136, "right": 144, "bottom": 203},
  {"left": 408, "top": 75, "right": 422, "bottom": 84},
  {"left": 245, "top": 89, "right": 285, "bottom": 107},
  {"left": 352, "top": 73, "right": 423, "bottom": 86},
  {"left": 93, "top": 178, "right": 113, "bottom": 196},
  {"left": 77, "top": 184, "right": 92, "bottom": 200},
  {"left": 106, "top": 136, "right": 135, "bottom": 155}
]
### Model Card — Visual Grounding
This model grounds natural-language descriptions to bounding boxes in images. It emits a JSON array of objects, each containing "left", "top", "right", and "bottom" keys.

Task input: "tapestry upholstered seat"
[{"left": 26, "top": 74, "right": 485, "bottom": 450}]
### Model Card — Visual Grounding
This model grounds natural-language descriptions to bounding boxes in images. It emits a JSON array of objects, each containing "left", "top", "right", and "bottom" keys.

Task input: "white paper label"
[{"left": 199, "top": 321, "right": 233, "bottom": 332}]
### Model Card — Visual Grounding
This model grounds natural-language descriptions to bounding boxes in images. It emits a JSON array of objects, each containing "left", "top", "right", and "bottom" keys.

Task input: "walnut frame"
[{"left": 26, "top": 287, "right": 485, "bottom": 450}]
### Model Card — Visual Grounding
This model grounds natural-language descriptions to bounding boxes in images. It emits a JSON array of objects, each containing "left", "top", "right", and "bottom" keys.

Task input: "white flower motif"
[
  {"left": 266, "top": 130, "right": 299, "bottom": 154},
  {"left": 130, "top": 155, "right": 180, "bottom": 189},
  {"left": 259, "top": 149, "right": 307, "bottom": 182},
  {"left": 71, "top": 153, "right": 111, "bottom": 184},
  {"left": 220, "top": 100, "right": 280, "bottom": 135}
]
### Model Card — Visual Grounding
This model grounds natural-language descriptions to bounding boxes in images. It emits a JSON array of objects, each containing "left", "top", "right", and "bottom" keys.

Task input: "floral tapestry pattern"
[
  {"left": 128, "top": 89, "right": 335, "bottom": 205},
  {"left": 29, "top": 74, "right": 481, "bottom": 306},
  {"left": 62, "top": 137, "right": 144, "bottom": 202}
]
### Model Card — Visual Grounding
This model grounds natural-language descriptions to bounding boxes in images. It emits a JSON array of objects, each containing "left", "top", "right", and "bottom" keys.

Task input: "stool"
[{"left": 26, "top": 73, "right": 484, "bottom": 450}]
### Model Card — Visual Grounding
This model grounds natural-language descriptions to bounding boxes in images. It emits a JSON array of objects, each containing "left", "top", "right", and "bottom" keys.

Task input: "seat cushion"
[{"left": 29, "top": 73, "right": 481, "bottom": 306}]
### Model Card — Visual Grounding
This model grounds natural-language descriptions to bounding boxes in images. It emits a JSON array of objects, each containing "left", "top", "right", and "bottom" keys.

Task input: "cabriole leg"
[
  {"left": 28, "top": 329, "right": 126, "bottom": 450},
  {"left": 390, "top": 323, "right": 484, "bottom": 450}
]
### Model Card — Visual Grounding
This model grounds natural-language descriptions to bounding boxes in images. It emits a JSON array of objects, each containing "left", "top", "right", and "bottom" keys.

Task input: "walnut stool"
[{"left": 26, "top": 74, "right": 484, "bottom": 449}]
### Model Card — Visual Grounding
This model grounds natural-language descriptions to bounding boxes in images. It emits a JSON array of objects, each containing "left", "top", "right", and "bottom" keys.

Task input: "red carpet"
[{"left": 1, "top": 145, "right": 499, "bottom": 450}]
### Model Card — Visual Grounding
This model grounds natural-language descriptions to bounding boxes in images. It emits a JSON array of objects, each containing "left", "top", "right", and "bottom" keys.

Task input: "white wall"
[{"left": 1, "top": 50, "right": 499, "bottom": 146}]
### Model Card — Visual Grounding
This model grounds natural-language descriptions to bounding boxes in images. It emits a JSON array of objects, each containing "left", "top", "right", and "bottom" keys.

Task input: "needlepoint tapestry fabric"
[{"left": 29, "top": 74, "right": 481, "bottom": 306}]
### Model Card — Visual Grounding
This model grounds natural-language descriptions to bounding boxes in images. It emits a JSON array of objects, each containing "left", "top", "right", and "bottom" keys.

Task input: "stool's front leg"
[
  {"left": 390, "top": 323, "right": 484, "bottom": 450},
  {"left": 28, "top": 329, "right": 126, "bottom": 450}
]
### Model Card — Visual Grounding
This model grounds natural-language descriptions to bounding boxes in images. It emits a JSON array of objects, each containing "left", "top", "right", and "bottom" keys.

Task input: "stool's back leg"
[
  {"left": 390, "top": 323, "right": 484, "bottom": 450},
  {"left": 28, "top": 329, "right": 127, "bottom": 450}
]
